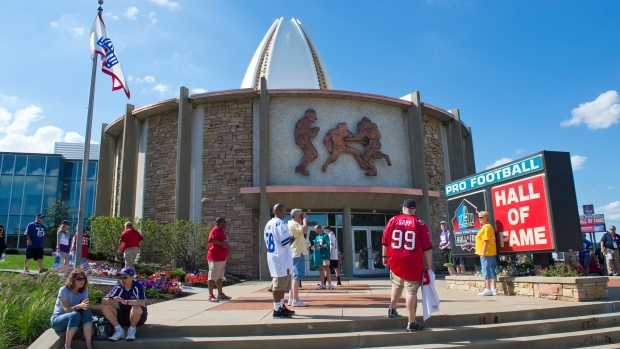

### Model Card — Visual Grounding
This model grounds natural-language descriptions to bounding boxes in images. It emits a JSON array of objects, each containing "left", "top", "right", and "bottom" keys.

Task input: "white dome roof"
[{"left": 241, "top": 17, "right": 334, "bottom": 90}]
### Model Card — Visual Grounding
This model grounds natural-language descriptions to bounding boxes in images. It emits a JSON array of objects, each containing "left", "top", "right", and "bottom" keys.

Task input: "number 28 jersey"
[{"left": 382, "top": 214, "right": 433, "bottom": 282}]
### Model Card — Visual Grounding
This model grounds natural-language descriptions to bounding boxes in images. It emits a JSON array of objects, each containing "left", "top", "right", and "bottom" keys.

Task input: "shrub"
[
  {"left": 538, "top": 264, "right": 584, "bottom": 277},
  {"left": 159, "top": 220, "right": 211, "bottom": 272},
  {"left": 89, "top": 287, "right": 107, "bottom": 305},
  {"left": 87, "top": 250, "right": 107, "bottom": 261},
  {"left": 169, "top": 269, "right": 186, "bottom": 280},
  {"left": 133, "top": 218, "right": 159, "bottom": 263},
  {"left": 144, "top": 287, "right": 162, "bottom": 299},
  {"left": 89, "top": 216, "right": 128, "bottom": 264}
]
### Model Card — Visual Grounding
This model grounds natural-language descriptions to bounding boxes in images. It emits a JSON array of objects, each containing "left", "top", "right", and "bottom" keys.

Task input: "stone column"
[
  {"left": 175, "top": 87, "right": 193, "bottom": 220},
  {"left": 343, "top": 206, "right": 353, "bottom": 276},
  {"left": 406, "top": 92, "right": 431, "bottom": 225},
  {"left": 118, "top": 104, "right": 137, "bottom": 218},
  {"left": 448, "top": 108, "right": 467, "bottom": 180},
  {"left": 95, "top": 123, "right": 115, "bottom": 216},
  {"left": 463, "top": 126, "right": 476, "bottom": 176},
  {"left": 258, "top": 77, "right": 271, "bottom": 280}
]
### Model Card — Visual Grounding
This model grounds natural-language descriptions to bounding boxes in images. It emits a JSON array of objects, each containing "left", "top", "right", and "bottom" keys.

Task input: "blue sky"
[{"left": 0, "top": 0, "right": 618, "bottom": 228}]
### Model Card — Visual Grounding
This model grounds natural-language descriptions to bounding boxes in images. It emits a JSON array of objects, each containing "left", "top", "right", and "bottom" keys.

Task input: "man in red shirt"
[
  {"left": 382, "top": 199, "right": 433, "bottom": 332},
  {"left": 118, "top": 222, "right": 143, "bottom": 271},
  {"left": 207, "top": 217, "right": 231, "bottom": 302}
]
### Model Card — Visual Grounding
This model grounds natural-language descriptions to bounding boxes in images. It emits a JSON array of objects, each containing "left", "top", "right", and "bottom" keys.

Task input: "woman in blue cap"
[{"left": 56, "top": 220, "right": 71, "bottom": 266}]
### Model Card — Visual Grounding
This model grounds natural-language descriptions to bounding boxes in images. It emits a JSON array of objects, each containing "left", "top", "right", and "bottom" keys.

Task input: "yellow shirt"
[
  {"left": 288, "top": 220, "right": 308, "bottom": 257},
  {"left": 475, "top": 223, "right": 497, "bottom": 256}
]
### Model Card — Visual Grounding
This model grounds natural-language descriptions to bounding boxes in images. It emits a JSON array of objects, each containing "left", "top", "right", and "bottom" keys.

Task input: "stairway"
[{"left": 64, "top": 301, "right": 620, "bottom": 349}]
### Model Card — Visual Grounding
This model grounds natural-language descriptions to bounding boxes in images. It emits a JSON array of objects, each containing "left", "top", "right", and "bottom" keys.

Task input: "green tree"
[
  {"left": 89, "top": 216, "right": 127, "bottom": 264},
  {"left": 133, "top": 217, "right": 159, "bottom": 262},
  {"left": 159, "top": 220, "right": 211, "bottom": 271},
  {"left": 43, "top": 200, "right": 73, "bottom": 249}
]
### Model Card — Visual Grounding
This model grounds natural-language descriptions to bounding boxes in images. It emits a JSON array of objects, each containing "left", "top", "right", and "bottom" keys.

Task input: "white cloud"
[
  {"left": 49, "top": 15, "right": 85, "bottom": 38},
  {"left": 0, "top": 105, "right": 95, "bottom": 153},
  {"left": 190, "top": 88, "right": 208, "bottom": 95},
  {"left": 130, "top": 76, "right": 156, "bottom": 84},
  {"left": 561, "top": 90, "right": 620, "bottom": 129},
  {"left": 144, "top": 76, "right": 156, "bottom": 84},
  {"left": 598, "top": 201, "right": 620, "bottom": 221},
  {"left": 105, "top": 12, "right": 120, "bottom": 21},
  {"left": 153, "top": 83, "right": 171, "bottom": 97},
  {"left": 150, "top": 0, "right": 180, "bottom": 10},
  {"left": 486, "top": 157, "right": 513, "bottom": 170},
  {"left": 571, "top": 155, "right": 586, "bottom": 170},
  {"left": 148, "top": 12, "right": 157, "bottom": 25},
  {"left": 0, "top": 93, "right": 18, "bottom": 105},
  {"left": 125, "top": 7, "right": 139, "bottom": 20},
  {"left": 515, "top": 149, "right": 525, "bottom": 155}
]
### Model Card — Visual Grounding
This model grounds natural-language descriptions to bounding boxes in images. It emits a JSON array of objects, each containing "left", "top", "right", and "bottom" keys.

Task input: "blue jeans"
[
  {"left": 292, "top": 255, "right": 306, "bottom": 280},
  {"left": 50, "top": 310, "right": 93, "bottom": 330},
  {"left": 480, "top": 256, "right": 497, "bottom": 280}
]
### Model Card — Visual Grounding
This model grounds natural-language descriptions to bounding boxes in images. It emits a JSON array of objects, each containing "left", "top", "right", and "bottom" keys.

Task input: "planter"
[{"left": 445, "top": 275, "right": 609, "bottom": 302}]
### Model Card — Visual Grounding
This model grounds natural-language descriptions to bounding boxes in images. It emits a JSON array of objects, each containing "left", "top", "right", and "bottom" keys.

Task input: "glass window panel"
[
  {"left": 9, "top": 176, "right": 25, "bottom": 215},
  {"left": 14, "top": 156, "right": 27, "bottom": 175},
  {"left": 64, "top": 162, "right": 77, "bottom": 180},
  {"left": 43, "top": 176, "right": 60, "bottom": 211},
  {"left": 2, "top": 155, "right": 15, "bottom": 175},
  {"left": 7, "top": 215, "right": 22, "bottom": 235},
  {"left": 6, "top": 235, "right": 17, "bottom": 249},
  {"left": 46, "top": 157, "right": 61, "bottom": 176},
  {"left": 351, "top": 214, "right": 386, "bottom": 226},
  {"left": 87, "top": 161, "right": 98, "bottom": 181},
  {"left": 76, "top": 162, "right": 82, "bottom": 179},
  {"left": 85, "top": 181, "right": 96, "bottom": 217},
  {"left": 26, "top": 156, "right": 46, "bottom": 175},
  {"left": 0, "top": 215, "right": 7, "bottom": 231},
  {"left": 0, "top": 176, "right": 12, "bottom": 216},
  {"left": 23, "top": 176, "right": 44, "bottom": 215},
  {"left": 328, "top": 214, "right": 343, "bottom": 227}
]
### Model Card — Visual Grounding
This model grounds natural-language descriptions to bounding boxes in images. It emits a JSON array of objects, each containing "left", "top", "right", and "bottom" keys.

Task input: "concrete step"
[{"left": 67, "top": 312, "right": 620, "bottom": 349}]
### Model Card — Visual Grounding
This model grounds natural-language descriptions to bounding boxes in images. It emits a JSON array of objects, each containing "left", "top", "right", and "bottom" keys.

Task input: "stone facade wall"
[
  {"left": 143, "top": 111, "right": 178, "bottom": 224},
  {"left": 446, "top": 276, "right": 609, "bottom": 302},
  {"left": 423, "top": 115, "right": 449, "bottom": 269},
  {"left": 201, "top": 99, "right": 258, "bottom": 279}
]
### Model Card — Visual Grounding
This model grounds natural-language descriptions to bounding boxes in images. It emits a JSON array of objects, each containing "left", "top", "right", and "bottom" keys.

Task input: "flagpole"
[{"left": 75, "top": 0, "right": 103, "bottom": 269}]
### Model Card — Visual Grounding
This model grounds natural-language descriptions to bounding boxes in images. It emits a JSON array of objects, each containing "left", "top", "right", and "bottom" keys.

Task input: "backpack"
[{"left": 84, "top": 316, "right": 115, "bottom": 341}]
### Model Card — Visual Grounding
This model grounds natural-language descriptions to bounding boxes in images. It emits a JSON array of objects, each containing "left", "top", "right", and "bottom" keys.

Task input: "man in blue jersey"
[
  {"left": 24, "top": 213, "right": 47, "bottom": 273},
  {"left": 101, "top": 267, "right": 148, "bottom": 341}
]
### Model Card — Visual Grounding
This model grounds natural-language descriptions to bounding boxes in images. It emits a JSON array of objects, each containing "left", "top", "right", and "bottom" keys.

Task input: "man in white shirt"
[
  {"left": 264, "top": 203, "right": 296, "bottom": 318},
  {"left": 325, "top": 226, "right": 342, "bottom": 286},
  {"left": 288, "top": 208, "right": 309, "bottom": 307}
]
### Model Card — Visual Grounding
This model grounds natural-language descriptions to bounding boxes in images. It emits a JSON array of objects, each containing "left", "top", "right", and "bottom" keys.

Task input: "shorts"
[
  {"left": 292, "top": 255, "right": 306, "bottom": 280},
  {"left": 390, "top": 271, "right": 422, "bottom": 295},
  {"left": 453, "top": 256, "right": 466, "bottom": 265},
  {"left": 117, "top": 307, "right": 148, "bottom": 327},
  {"left": 442, "top": 249, "right": 453, "bottom": 266},
  {"left": 480, "top": 256, "right": 498, "bottom": 279},
  {"left": 124, "top": 247, "right": 140, "bottom": 265},
  {"left": 26, "top": 247, "right": 44, "bottom": 260},
  {"left": 208, "top": 261, "right": 226, "bottom": 281},
  {"left": 329, "top": 259, "right": 339, "bottom": 269},
  {"left": 272, "top": 270, "right": 291, "bottom": 291}
]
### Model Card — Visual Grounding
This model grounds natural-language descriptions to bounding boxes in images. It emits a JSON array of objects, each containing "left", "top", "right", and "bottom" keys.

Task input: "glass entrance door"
[{"left": 352, "top": 227, "right": 388, "bottom": 275}]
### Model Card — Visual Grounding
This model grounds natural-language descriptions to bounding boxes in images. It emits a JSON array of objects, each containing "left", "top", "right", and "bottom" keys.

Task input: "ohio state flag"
[{"left": 90, "top": 13, "right": 130, "bottom": 99}]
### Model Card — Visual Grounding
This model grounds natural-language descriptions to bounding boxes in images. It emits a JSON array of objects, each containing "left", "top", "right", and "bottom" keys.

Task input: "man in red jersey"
[
  {"left": 382, "top": 199, "right": 433, "bottom": 332},
  {"left": 207, "top": 217, "right": 231, "bottom": 302},
  {"left": 118, "top": 222, "right": 143, "bottom": 271}
]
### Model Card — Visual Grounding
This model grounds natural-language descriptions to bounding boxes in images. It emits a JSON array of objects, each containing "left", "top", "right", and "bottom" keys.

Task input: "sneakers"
[
  {"left": 273, "top": 306, "right": 293, "bottom": 318},
  {"left": 388, "top": 307, "right": 399, "bottom": 318},
  {"left": 292, "top": 299, "right": 308, "bottom": 307},
  {"left": 491, "top": 288, "right": 499, "bottom": 296},
  {"left": 217, "top": 293, "right": 232, "bottom": 301},
  {"left": 328, "top": 284, "right": 334, "bottom": 290},
  {"left": 288, "top": 298, "right": 294, "bottom": 306},
  {"left": 39, "top": 268, "right": 48, "bottom": 273},
  {"left": 478, "top": 289, "right": 493, "bottom": 296},
  {"left": 109, "top": 327, "right": 126, "bottom": 341},
  {"left": 208, "top": 295, "right": 220, "bottom": 302},
  {"left": 317, "top": 284, "right": 326, "bottom": 290},
  {"left": 126, "top": 327, "right": 136, "bottom": 341},
  {"left": 407, "top": 322, "right": 424, "bottom": 332},
  {"left": 282, "top": 305, "right": 295, "bottom": 315},
  {"left": 337, "top": 281, "right": 342, "bottom": 286}
]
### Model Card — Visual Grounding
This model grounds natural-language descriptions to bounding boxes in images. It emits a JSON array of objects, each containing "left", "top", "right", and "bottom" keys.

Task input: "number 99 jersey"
[{"left": 382, "top": 214, "right": 433, "bottom": 282}]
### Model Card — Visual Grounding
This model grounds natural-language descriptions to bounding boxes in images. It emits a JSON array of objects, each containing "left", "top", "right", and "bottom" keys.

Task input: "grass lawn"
[{"left": 0, "top": 253, "right": 53, "bottom": 271}]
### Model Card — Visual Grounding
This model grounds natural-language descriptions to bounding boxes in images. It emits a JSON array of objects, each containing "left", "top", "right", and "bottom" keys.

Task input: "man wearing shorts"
[
  {"left": 264, "top": 203, "right": 296, "bottom": 318},
  {"left": 288, "top": 208, "right": 309, "bottom": 307},
  {"left": 207, "top": 217, "right": 231, "bottom": 302},
  {"left": 118, "top": 222, "right": 143, "bottom": 271},
  {"left": 439, "top": 221, "right": 456, "bottom": 276},
  {"left": 382, "top": 199, "right": 432, "bottom": 332},
  {"left": 102, "top": 267, "right": 148, "bottom": 341},
  {"left": 24, "top": 213, "right": 47, "bottom": 273},
  {"left": 326, "top": 225, "right": 342, "bottom": 286},
  {"left": 476, "top": 211, "right": 498, "bottom": 296}
]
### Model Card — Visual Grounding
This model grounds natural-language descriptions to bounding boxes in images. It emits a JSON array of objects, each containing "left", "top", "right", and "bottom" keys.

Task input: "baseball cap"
[
  {"left": 119, "top": 267, "right": 135, "bottom": 276},
  {"left": 61, "top": 220, "right": 70, "bottom": 225},
  {"left": 402, "top": 199, "right": 417, "bottom": 209},
  {"left": 36, "top": 213, "right": 45, "bottom": 218},
  {"left": 440, "top": 221, "right": 447, "bottom": 225},
  {"left": 216, "top": 217, "right": 226, "bottom": 224}
]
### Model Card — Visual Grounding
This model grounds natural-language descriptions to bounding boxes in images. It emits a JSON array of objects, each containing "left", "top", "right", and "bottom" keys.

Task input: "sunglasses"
[
  {"left": 75, "top": 277, "right": 86, "bottom": 281},
  {"left": 120, "top": 276, "right": 131, "bottom": 280}
]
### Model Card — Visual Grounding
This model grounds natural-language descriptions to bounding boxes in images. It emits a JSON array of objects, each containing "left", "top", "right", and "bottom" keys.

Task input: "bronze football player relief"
[
  {"left": 347, "top": 117, "right": 392, "bottom": 176},
  {"left": 294, "top": 109, "right": 320, "bottom": 176},
  {"left": 321, "top": 123, "right": 369, "bottom": 172}
]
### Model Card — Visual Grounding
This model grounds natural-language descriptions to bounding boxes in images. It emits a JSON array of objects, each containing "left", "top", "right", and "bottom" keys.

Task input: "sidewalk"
[{"left": 143, "top": 275, "right": 620, "bottom": 326}]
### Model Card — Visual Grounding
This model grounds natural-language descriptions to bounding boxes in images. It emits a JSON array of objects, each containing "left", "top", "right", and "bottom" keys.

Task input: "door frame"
[{"left": 351, "top": 226, "right": 389, "bottom": 276}]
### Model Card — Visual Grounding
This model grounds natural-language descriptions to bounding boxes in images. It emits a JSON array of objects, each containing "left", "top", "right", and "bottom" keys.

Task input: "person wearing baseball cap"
[
  {"left": 102, "top": 267, "right": 148, "bottom": 341},
  {"left": 56, "top": 220, "right": 72, "bottom": 267},
  {"left": 579, "top": 233, "right": 593, "bottom": 276},
  {"left": 439, "top": 221, "right": 456, "bottom": 276},
  {"left": 24, "top": 213, "right": 47, "bottom": 273}
]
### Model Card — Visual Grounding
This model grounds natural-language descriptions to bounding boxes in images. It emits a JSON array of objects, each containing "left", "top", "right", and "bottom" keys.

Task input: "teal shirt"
[{"left": 312, "top": 234, "right": 330, "bottom": 266}]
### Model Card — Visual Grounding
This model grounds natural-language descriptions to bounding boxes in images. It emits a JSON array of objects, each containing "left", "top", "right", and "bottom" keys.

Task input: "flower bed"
[{"left": 445, "top": 275, "right": 609, "bottom": 302}]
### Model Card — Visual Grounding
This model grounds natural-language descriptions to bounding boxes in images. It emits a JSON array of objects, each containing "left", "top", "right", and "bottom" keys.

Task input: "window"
[
  {"left": 26, "top": 156, "right": 46, "bottom": 175},
  {"left": 46, "top": 157, "right": 61, "bottom": 176},
  {"left": 23, "top": 176, "right": 44, "bottom": 215},
  {"left": 0, "top": 176, "right": 12, "bottom": 216},
  {"left": 1, "top": 155, "right": 15, "bottom": 175},
  {"left": 14, "top": 156, "right": 27, "bottom": 175},
  {"left": 9, "top": 176, "right": 24, "bottom": 215}
]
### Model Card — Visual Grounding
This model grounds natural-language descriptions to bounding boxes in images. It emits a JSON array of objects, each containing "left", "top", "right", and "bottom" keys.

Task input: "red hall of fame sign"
[{"left": 491, "top": 174, "right": 553, "bottom": 253}]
